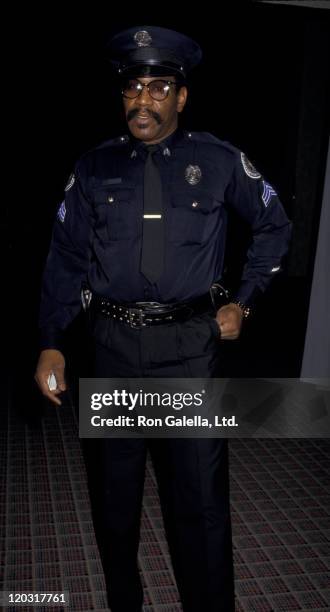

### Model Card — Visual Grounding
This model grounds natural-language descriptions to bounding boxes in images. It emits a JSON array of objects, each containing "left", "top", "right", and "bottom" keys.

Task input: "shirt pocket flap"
[
  {"left": 171, "top": 191, "right": 215, "bottom": 213},
  {"left": 92, "top": 186, "right": 138, "bottom": 241},
  {"left": 93, "top": 186, "right": 134, "bottom": 206}
]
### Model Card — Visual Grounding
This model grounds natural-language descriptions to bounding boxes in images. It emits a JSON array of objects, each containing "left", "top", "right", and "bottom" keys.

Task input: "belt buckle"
[{"left": 128, "top": 307, "right": 145, "bottom": 329}]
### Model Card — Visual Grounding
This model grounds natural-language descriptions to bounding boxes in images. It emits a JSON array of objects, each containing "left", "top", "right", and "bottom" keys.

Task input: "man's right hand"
[{"left": 34, "top": 349, "right": 67, "bottom": 406}]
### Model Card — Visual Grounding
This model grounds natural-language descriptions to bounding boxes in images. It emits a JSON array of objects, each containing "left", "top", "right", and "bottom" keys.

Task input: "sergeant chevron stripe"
[
  {"left": 262, "top": 181, "right": 277, "bottom": 207},
  {"left": 57, "top": 201, "right": 66, "bottom": 223}
]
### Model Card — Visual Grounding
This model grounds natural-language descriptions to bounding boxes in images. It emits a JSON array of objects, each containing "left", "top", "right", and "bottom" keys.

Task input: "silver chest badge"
[
  {"left": 185, "top": 165, "right": 202, "bottom": 185},
  {"left": 134, "top": 30, "right": 152, "bottom": 47}
]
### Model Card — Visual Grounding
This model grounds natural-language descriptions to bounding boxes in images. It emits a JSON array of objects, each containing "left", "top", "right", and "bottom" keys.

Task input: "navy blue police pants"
[{"left": 82, "top": 312, "right": 235, "bottom": 612}]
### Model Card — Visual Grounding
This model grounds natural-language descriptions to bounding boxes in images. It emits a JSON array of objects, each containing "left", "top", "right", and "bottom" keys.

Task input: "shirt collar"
[{"left": 129, "top": 127, "right": 187, "bottom": 160}]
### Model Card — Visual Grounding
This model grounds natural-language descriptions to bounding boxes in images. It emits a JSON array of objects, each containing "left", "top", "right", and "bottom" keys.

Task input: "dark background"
[{"left": 9, "top": 1, "right": 329, "bottom": 407}]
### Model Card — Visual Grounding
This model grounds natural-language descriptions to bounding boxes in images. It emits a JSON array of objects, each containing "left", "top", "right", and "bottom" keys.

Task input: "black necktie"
[{"left": 140, "top": 145, "right": 164, "bottom": 284}]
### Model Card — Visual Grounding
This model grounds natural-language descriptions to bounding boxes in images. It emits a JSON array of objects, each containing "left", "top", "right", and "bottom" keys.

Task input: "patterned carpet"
[{"left": 1, "top": 400, "right": 329, "bottom": 611}]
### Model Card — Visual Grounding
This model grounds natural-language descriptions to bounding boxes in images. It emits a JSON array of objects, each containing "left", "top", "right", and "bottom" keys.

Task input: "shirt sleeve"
[
  {"left": 225, "top": 150, "right": 292, "bottom": 307},
  {"left": 39, "top": 159, "right": 93, "bottom": 350}
]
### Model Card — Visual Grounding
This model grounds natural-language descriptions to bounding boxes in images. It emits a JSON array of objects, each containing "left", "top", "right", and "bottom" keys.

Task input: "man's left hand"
[{"left": 215, "top": 303, "right": 244, "bottom": 340}]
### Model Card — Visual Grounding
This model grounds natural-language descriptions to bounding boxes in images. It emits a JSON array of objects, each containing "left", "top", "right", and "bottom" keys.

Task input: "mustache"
[{"left": 126, "top": 108, "right": 162, "bottom": 125}]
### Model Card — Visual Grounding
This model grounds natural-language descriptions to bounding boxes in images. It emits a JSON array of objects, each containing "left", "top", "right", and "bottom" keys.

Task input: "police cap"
[{"left": 107, "top": 25, "right": 202, "bottom": 78}]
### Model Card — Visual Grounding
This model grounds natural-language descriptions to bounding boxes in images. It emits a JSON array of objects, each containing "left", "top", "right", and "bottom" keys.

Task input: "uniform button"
[
  {"left": 107, "top": 195, "right": 115, "bottom": 203},
  {"left": 192, "top": 201, "right": 199, "bottom": 208}
]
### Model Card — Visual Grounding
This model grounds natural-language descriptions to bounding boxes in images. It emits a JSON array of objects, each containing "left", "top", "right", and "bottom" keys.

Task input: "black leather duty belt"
[{"left": 87, "top": 284, "right": 228, "bottom": 330}]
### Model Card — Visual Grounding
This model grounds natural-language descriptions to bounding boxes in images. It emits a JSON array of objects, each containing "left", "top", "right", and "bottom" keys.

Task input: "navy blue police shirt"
[{"left": 39, "top": 128, "right": 292, "bottom": 350}]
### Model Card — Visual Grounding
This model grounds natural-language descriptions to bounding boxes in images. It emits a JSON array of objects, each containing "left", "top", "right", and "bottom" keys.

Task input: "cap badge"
[
  {"left": 240, "top": 152, "right": 261, "bottom": 179},
  {"left": 185, "top": 165, "right": 202, "bottom": 185},
  {"left": 134, "top": 30, "right": 153, "bottom": 47}
]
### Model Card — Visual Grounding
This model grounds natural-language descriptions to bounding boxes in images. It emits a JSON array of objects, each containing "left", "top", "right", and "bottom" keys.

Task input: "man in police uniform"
[{"left": 35, "top": 26, "right": 291, "bottom": 612}]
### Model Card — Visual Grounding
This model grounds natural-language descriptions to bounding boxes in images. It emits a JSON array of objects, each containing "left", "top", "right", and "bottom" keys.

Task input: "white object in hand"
[{"left": 47, "top": 373, "right": 57, "bottom": 391}]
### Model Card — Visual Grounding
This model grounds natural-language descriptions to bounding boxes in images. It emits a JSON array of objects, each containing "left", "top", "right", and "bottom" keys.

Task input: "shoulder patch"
[
  {"left": 64, "top": 173, "right": 75, "bottom": 191},
  {"left": 240, "top": 152, "right": 262, "bottom": 179}
]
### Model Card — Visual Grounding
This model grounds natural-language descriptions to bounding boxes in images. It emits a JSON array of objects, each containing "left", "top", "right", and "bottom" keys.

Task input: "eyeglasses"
[{"left": 122, "top": 79, "right": 177, "bottom": 101}]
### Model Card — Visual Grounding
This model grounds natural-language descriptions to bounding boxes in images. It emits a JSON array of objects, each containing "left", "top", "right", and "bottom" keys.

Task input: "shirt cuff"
[
  {"left": 39, "top": 327, "right": 65, "bottom": 352},
  {"left": 233, "top": 281, "right": 262, "bottom": 309}
]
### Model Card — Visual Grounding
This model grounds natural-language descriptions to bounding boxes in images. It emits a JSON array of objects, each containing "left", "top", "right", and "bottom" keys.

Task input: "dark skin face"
[{"left": 123, "top": 76, "right": 188, "bottom": 144}]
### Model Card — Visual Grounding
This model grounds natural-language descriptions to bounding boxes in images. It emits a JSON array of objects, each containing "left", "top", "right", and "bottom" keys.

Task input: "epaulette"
[
  {"left": 185, "top": 131, "right": 238, "bottom": 155},
  {"left": 92, "top": 134, "right": 130, "bottom": 151},
  {"left": 76, "top": 135, "right": 130, "bottom": 169}
]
